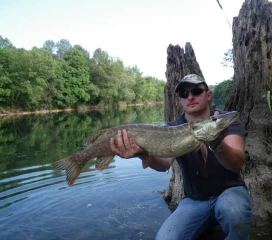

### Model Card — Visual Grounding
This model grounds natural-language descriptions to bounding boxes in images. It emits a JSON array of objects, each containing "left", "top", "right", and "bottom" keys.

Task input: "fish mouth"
[
  {"left": 192, "top": 111, "right": 240, "bottom": 143},
  {"left": 192, "top": 111, "right": 240, "bottom": 134},
  {"left": 213, "top": 111, "right": 240, "bottom": 128},
  {"left": 193, "top": 111, "right": 239, "bottom": 124},
  {"left": 214, "top": 111, "right": 239, "bottom": 121}
]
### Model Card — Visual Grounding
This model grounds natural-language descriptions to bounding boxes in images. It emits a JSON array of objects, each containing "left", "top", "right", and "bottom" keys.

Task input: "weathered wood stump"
[{"left": 227, "top": 0, "right": 272, "bottom": 226}]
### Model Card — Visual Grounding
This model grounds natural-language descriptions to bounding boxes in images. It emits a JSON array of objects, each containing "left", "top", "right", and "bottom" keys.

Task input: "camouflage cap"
[{"left": 174, "top": 74, "right": 209, "bottom": 93}]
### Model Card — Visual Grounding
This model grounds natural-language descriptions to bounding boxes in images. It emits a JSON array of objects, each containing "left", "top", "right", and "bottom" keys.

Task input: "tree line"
[
  {"left": 210, "top": 79, "right": 233, "bottom": 110},
  {"left": 0, "top": 36, "right": 165, "bottom": 111}
]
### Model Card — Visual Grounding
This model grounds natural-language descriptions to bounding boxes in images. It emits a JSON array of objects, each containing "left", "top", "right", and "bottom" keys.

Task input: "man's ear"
[{"left": 207, "top": 90, "right": 212, "bottom": 101}]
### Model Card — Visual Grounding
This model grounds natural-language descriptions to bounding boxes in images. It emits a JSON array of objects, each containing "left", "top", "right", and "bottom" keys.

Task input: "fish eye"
[{"left": 212, "top": 116, "right": 218, "bottom": 122}]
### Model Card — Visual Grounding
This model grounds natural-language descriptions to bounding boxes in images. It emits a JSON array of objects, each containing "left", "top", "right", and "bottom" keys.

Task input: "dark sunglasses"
[{"left": 178, "top": 88, "right": 207, "bottom": 99}]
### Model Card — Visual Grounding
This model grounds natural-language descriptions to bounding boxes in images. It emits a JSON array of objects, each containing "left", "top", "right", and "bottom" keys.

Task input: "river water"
[{"left": 0, "top": 106, "right": 271, "bottom": 239}]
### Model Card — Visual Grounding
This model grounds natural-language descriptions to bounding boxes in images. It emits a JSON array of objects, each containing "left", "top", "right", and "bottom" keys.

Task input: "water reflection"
[
  {"left": 0, "top": 106, "right": 173, "bottom": 240},
  {"left": 0, "top": 106, "right": 164, "bottom": 182}
]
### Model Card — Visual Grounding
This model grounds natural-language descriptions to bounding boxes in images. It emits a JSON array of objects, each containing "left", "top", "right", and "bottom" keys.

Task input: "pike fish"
[{"left": 53, "top": 111, "right": 239, "bottom": 186}]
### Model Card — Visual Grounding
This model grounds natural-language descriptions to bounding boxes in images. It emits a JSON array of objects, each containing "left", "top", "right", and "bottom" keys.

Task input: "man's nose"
[{"left": 187, "top": 92, "right": 195, "bottom": 100}]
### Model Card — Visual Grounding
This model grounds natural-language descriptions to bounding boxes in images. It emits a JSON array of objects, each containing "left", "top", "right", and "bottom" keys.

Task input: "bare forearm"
[{"left": 213, "top": 141, "right": 245, "bottom": 172}]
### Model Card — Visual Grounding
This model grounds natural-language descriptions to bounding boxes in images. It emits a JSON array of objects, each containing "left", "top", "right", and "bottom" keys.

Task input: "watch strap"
[{"left": 209, "top": 140, "right": 224, "bottom": 153}]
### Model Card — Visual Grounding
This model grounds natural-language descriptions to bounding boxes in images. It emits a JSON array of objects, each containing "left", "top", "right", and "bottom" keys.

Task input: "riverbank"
[{"left": 0, "top": 102, "right": 164, "bottom": 118}]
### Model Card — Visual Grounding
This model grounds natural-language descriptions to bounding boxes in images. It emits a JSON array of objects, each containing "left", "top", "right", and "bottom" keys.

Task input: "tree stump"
[{"left": 226, "top": 0, "right": 272, "bottom": 226}]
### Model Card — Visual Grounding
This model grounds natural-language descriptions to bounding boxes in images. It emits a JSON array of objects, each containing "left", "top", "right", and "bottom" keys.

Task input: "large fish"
[{"left": 53, "top": 111, "right": 239, "bottom": 186}]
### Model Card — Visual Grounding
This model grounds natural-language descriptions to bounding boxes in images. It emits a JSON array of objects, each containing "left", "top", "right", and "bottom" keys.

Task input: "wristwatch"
[{"left": 209, "top": 140, "right": 224, "bottom": 153}]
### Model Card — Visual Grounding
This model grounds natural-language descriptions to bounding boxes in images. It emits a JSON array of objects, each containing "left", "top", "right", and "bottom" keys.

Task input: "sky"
[{"left": 0, "top": 0, "right": 247, "bottom": 85}]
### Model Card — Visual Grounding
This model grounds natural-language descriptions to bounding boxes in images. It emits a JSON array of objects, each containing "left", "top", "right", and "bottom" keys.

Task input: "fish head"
[{"left": 191, "top": 111, "right": 239, "bottom": 143}]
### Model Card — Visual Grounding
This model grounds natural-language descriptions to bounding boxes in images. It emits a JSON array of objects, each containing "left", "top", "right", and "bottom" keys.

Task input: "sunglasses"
[{"left": 178, "top": 88, "right": 207, "bottom": 99}]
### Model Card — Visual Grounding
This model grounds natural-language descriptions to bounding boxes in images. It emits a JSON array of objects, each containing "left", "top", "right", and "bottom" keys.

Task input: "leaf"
[{"left": 267, "top": 90, "right": 271, "bottom": 111}]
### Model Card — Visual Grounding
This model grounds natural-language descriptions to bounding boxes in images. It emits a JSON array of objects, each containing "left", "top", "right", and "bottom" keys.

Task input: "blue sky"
[{"left": 0, "top": 0, "right": 247, "bottom": 85}]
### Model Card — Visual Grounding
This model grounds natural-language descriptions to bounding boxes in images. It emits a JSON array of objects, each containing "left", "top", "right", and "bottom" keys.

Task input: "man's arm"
[
  {"left": 209, "top": 133, "right": 245, "bottom": 172},
  {"left": 209, "top": 111, "right": 245, "bottom": 172},
  {"left": 110, "top": 129, "right": 174, "bottom": 172}
]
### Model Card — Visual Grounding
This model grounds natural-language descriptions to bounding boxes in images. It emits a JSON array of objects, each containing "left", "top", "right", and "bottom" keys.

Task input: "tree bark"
[
  {"left": 226, "top": 0, "right": 272, "bottom": 226},
  {"left": 164, "top": 43, "right": 203, "bottom": 123}
]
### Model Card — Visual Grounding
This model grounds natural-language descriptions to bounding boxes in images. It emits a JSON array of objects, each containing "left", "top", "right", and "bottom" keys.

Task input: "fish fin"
[
  {"left": 95, "top": 156, "right": 114, "bottom": 170},
  {"left": 52, "top": 153, "right": 86, "bottom": 186},
  {"left": 200, "top": 143, "right": 208, "bottom": 162},
  {"left": 142, "top": 155, "right": 153, "bottom": 169}
]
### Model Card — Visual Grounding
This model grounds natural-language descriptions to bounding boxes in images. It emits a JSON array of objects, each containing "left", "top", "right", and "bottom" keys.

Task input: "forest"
[
  {"left": 0, "top": 36, "right": 166, "bottom": 111},
  {"left": 0, "top": 35, "right": 232, "bottom": 112}
]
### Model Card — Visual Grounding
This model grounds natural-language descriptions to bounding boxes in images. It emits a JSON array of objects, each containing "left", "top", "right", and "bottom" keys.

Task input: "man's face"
[{"left": 177, "top": 83, "right": 212, "bottom": 114}]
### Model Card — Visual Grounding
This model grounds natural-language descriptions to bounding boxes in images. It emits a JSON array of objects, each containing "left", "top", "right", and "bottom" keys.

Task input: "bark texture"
[
  {"left": 226, "top": 0, "right": 272, "bottom": 226},
  {"left": 163, "top": 43, "right": 203, "bottom": 210},
  {"left": 164, "top": 43, "right": 203, "bottom": 123}
]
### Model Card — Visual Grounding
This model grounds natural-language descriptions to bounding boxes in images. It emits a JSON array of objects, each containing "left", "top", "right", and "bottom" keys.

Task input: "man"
[{"left": 110, "top": 74, "right": 253, "bottom": 239}]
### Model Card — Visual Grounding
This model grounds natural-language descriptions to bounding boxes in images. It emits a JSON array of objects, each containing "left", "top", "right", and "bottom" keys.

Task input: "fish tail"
[{"left": 53, "top": 153, "right": 86, "bottom": 186}]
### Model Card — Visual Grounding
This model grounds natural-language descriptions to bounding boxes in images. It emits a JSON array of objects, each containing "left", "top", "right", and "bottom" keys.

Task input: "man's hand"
[
  {"left": 209, "top": 111, "right": 228, "bottom": 149},
  {"left": 110, "top": 129, "right": 145, "bottom": 158}
]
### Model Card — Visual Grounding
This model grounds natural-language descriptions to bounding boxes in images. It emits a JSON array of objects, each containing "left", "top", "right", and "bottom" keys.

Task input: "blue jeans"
[{"left": 156, "top": 186, "right": 252, "bottom": 240}]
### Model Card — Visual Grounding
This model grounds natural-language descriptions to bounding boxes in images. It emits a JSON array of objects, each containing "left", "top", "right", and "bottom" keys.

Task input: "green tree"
[
  {"left": 27, "top": 47, "right": 61, "bottom": 109},
  {"left": 222, "top": 49, "right": 233, "bottom": 68},
  {"left": 89, "top": 48, "right": 119, "bottom": 105},
  {"left": 129, "top": 66, "right": 146, "bottom": 103},
  {"left": 0, "top": 48, "right": 30, "bottom": 109},
  {"left": 0, "top": 47, "right": 61, "bottom": 110},
  {"left": 143, "top": 76, "right": 162, "bottom": 102},
  {"left": 212, "top": 79, "right": 234, "bottom": 110},
  {"left": 41, "top": 40, "right": 56, "bottom": 55},
  {"left": 56, "top": 39, "right": 72, "bottom": 59},
  {"left": 112, "top": 59, "right": 135, "bottom": 104},
  {"left": 155, "top": 79, "right": 166, "bottom": 101},
  {"left": 73, "top": 44, "right": 90, "bottom": 59},
  {"left": 0, "top": 48, "right": 13, "bottom": 107},
  {"left": 0, "top": 35, "right": 13, "bottom": 49},
  {"left": 0, "top": 74, "right": 12, "bottom": 108},
  {"left": 54, "top": 45, "right": 90, "bottom": 107}
]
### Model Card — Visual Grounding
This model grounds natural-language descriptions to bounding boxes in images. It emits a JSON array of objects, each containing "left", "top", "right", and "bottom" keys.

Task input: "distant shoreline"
[{"left": 0, "top": 102, "right": 164, "bottom": 118}]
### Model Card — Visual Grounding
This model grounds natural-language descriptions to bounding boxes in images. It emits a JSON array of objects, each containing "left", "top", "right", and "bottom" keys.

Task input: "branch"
[{"left": 216, "top": 0, "right": 231, "bottom": 28}]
